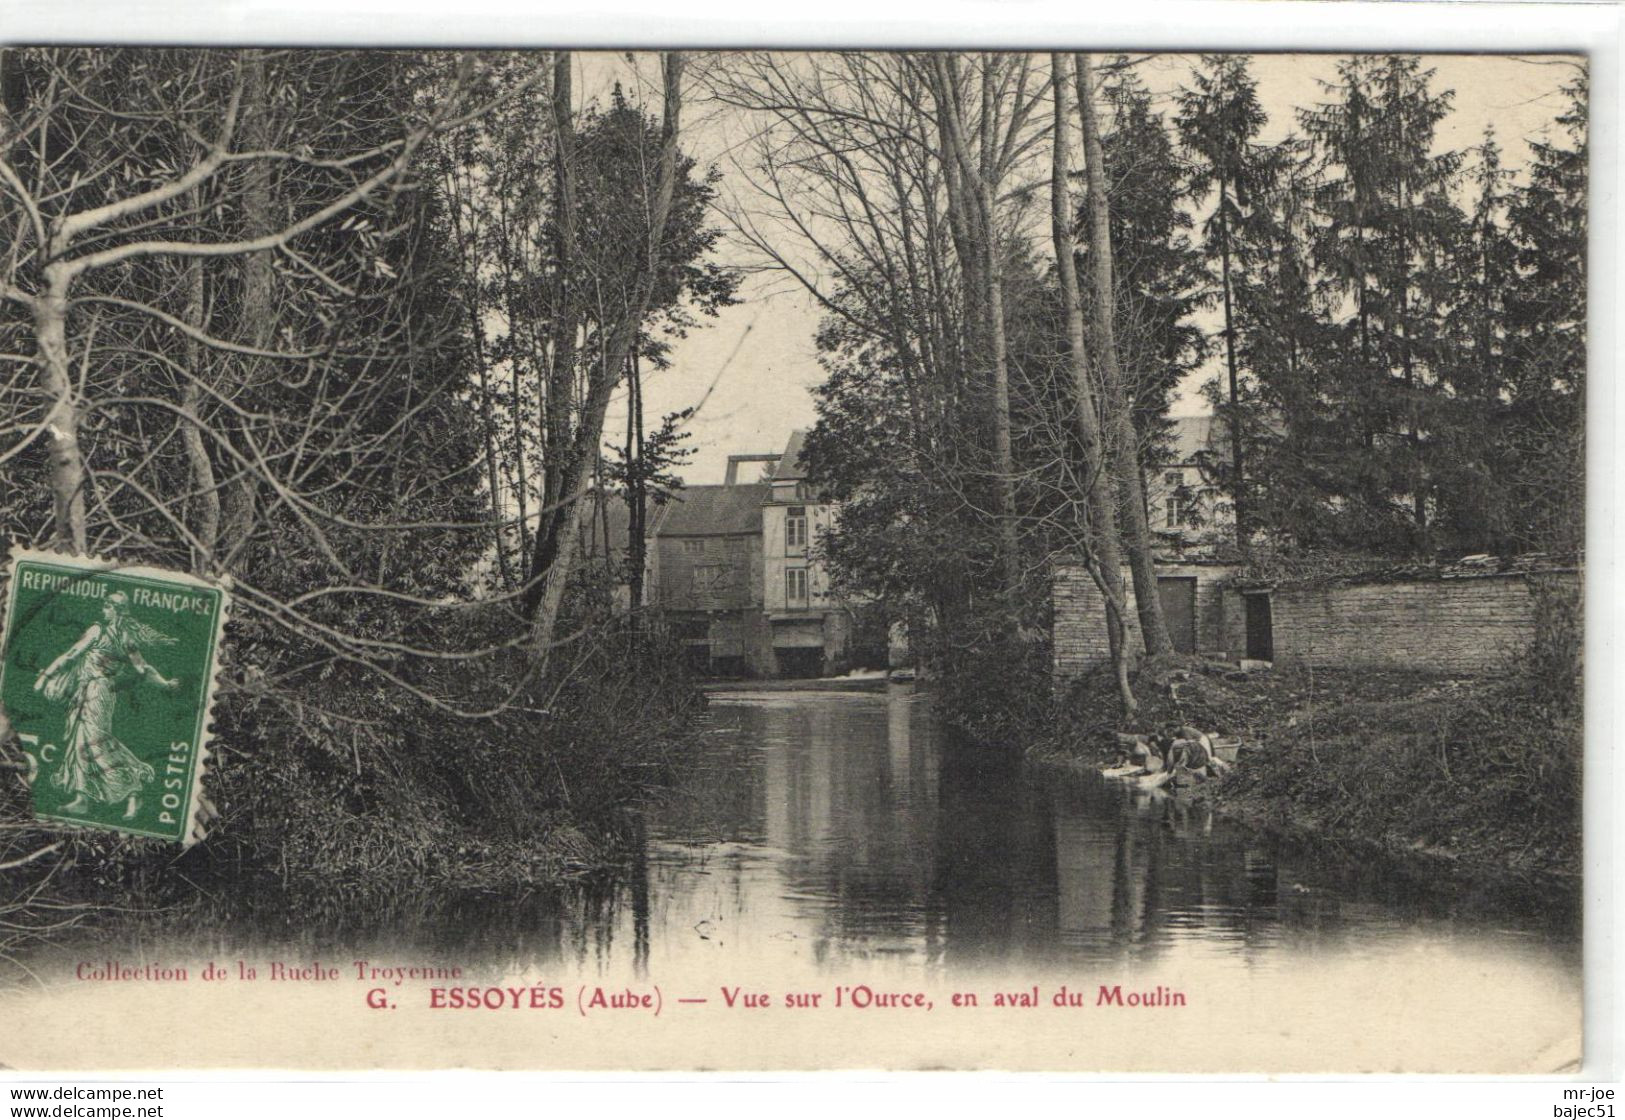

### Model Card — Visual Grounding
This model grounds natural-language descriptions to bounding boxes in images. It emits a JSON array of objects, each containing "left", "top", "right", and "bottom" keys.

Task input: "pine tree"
[
  {"left": 1433, "top": 128, "right": 1520, "bottom": 550},
  {"left": 1502, "top": 71, "right": 1587, "bottom": 554},
  {"left": 1298, "top": 55, "right": 1464, "bottom": 553},
  {"left": 1231, "top": 136, "right": 1340, "bottom": 546},
  {"left": 1176, "top": 53, "right": 1267, "bottom": 551}
]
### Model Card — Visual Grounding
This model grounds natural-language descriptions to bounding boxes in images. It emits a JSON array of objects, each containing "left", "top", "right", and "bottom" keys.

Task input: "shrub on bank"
[
  {"left": 1223, "top": 678, "right": 1580, "bottom": 873},
  {"left": 1021, "top": 588, "right": 1583, "bottom": 877},
  {"left": 0, "top": 585, "right": 705, "bottom": 921},
  {"left": 930, "top": 614, "right": 1055, "bottom": 751},
  {"left": 1223, "top": 574, "right": 1583, "bottom": 874},
  {"left": 202, "top": 603, "right": 703, "bottom": 898}
]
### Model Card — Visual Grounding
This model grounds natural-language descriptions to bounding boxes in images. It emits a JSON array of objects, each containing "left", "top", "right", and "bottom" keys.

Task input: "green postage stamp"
[{"left": 0, "top": 550, "right": 229, "bottom": 843}]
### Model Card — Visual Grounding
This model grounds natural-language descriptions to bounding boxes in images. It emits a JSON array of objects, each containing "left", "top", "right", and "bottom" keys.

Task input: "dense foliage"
[
  {"left": 0, "top": 49, "right": 729, "bottom": 937},
  {"left": 792, "top": 56, "right": 1585, "bottom": 692}
]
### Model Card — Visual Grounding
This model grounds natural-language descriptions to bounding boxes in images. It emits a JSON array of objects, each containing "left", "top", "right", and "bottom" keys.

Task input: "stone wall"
[
  {"left": 1268, "top": 571, "right": 1578, "bottom": 672},
  {"left": 1052, "top": 562, "right": 1241, "bottom": 678},
  {"left": 1052, "top": 560, "right": 1576, "bottom": 678}
]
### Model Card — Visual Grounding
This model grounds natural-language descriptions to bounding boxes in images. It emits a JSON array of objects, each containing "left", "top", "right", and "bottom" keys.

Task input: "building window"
[
  {"left": 693, "top": 565, "right": 728, "bottom": 593},
  {"left": 786, "top": 506, "right": 808, "bottom": 551},
  {"left": 1166, "top": 496, "right": 1187, "bottom": 528},
  {"left": 786, "top": 567, "right": 809, "bottom": 606},
  {"left": 683, "top": 539, "right": 704, "bottom": 555}
]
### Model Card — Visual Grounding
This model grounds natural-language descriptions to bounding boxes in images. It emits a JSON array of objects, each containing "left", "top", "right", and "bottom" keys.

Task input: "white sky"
[{"left": 577, "top": 51, "right": 1583, "bottom": 484}]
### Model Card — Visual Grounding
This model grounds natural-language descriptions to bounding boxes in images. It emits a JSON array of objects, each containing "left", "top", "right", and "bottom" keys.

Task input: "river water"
[
  {"left": 4, "top": 686, "right": 1584, "bottom": 1071},
  {"left": 590, "top": 686, "right": 1581, "bottom": 975}
]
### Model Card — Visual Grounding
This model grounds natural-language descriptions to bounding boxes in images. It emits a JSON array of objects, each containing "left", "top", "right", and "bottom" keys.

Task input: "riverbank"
[
  {"left": 1030, "top": 653, "right": 1582, "bottom": 881},
  {"left": 701, "top": 673, "right": 891, "bottom": 694},
  {"left": 0, "top": 615, "right": 708, "bottom": 956}
]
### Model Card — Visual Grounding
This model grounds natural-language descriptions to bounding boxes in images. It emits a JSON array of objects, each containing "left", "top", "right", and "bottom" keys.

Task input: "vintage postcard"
[{"left": 0, "top": 34, "right": 1592, "bottom": 1074}]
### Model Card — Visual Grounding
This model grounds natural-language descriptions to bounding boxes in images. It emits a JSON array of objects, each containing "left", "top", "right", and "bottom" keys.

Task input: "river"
[{"left": 1, "top": 686, "right": 1584, "bottom": 1071}]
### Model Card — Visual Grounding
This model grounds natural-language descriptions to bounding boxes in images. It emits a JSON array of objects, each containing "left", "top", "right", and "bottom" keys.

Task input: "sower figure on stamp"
[{"left": 32, "top": 591, "right": 179, "bottom": 819}]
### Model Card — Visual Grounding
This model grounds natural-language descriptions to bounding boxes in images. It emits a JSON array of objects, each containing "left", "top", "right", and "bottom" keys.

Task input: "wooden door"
[
  {"left": 1157, "top": 577, "right": 1198, "bottom": 654},
  {"left": 1245, "top": 593, "right": 1274, "bottom": 661}
]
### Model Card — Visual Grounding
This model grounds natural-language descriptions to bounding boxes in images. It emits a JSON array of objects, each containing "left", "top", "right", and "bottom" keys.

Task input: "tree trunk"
[
  {"left": 37, "top": 271, "right": 86, "bottom": 554},
  {"left": 1076, "top": 52, "right": 1173, "bottom": 657},
  {"left": 470, "top": 296, "right": 515, "bottom": 590},
  {"left": 527, "top": 52, "right": 686, "bottom": 661},
  {"left": 180, "top": 253, "right": 221, "bottom": 572},
  {"left": 530, "top": 50, "right": 579, "bottom": 604},
  {"left": 444, "top": 163, "right": 517, "bottom": 591},
  {"left": 1051, "top": 54, "right": 1135, "bottom": 716},
  {"left": 982, "top": 224, "right": 1022, "bottom": 599},
  {"left": 627, "top": 351, "right": 647, "bottom": 613},
  {"left": 220, "top": 47, "right": 273, "bottom": 566},
  {"left": 929, "top": 53, "right": 1021, "bottom": 604},
  {"left": 1217, "top": 180, "right": 1247, "bottom": 555}
]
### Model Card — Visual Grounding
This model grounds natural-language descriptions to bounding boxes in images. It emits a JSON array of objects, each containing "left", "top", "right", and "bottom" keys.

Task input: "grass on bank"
[
  {"left": 1032, "top": 648, "right": 1581, "bottom": 877},
  {"left": 940, "top": 577, "right": 1583, "bottom": 879}
]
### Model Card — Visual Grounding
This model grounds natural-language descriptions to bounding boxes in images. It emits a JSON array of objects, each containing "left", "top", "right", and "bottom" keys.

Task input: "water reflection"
[
  {"left": 580, "top": 687, "right": 1578, "bottom": 981},
  {"left": 18, "top": 687, "right": 1579, "bottom": 987}
]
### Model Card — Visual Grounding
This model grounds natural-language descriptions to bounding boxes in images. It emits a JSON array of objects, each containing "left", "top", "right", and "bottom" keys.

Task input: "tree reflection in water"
[{"left": 15, "top": 689, "right": 1579, "bottom": 987}]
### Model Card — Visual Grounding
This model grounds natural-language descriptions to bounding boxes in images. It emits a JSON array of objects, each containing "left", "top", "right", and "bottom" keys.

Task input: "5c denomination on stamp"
[{"left": 1, "top": 549, "right": 229, "bottom": 844}]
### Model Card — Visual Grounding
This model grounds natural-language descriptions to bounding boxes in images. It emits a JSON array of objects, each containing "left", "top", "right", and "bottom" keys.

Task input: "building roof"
[
  {"left": 1167, "top": 415, "right": 1228, "bottom": 465},
  {"left": 772, "top": 430, "right": 810, "bottom": 483},
  {"left": 653, "top": 483, "right": 770, "bottom": 536},
  {"left": 578, "top": 482, "right": 769, "bottom": 556}
]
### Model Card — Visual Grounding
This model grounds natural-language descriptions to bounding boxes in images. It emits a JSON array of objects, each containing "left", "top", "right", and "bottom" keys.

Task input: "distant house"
[
  {"left": 1145, "top": 415, "right": 1234, "bottom": 548},
  {"left": 578, "top": 431, "right": 852, "bottom": 679},
  {"left": 760, "top": 430, "right": 851, "bottom": 677},
  {"left": 646, "top": 483, "right": 772, "bottom": 677}
]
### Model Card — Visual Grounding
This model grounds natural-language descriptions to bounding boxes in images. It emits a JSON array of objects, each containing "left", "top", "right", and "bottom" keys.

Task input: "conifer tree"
[
  {"left": 1176, "top": 54, "right": 1267, "bottom": 551},
  {"left": 1094, "top": 65, "right": 1211, "bottom": 473},
  {"left": 1298, "top": 55, "right": 1463, "bottom": 552},
  {"left": 1503, "top": 71, "right": 1587, "bottom": 554}
]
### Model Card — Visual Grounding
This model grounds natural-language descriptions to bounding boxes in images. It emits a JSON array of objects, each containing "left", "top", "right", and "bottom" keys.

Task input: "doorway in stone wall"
[
  {"left": 1244, "top": 592, "right": 1274, "bottom": 662},
  {"left": 1157, "top": 577, "right": 1198, "bottom": 654}
]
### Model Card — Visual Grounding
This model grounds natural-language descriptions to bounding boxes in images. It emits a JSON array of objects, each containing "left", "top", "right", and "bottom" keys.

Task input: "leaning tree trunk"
[
  {"left": 1052, "top": 53, "right": 1135, "bottom": 716},
  {"left": 1076, "top": 52, "right": 1173, "bottom": 657},
  {"left": 37, "top": 268, "right": 86, "bottom": 554},
  {"left": 180, "top": 251, "right": 221, "bottom": 572},
  {"left": 527, "top": 52, "right": 686, "bottom": 663}
]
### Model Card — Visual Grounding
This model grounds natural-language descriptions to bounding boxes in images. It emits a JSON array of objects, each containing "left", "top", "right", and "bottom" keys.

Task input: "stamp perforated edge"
[{"left": 0, "top": 546, "right": 233, "bottom": 848}]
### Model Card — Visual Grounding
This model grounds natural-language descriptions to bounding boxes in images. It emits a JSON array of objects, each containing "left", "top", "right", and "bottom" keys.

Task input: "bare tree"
[
  {"left": 1076, "top": 52, "right": 1174, "bottom": 656},
  {"left": 0, "top": 49, "right": 573, "bottom": 719},
  {"left": 523, "top": 52, "right": 690, "bottom": 662},
  {"left": 1050, "top": 53, "right": 1135, "bottom": 714},
  {"left": 704, "top": 52, "right": 978, "bottom": 622},
  {"left": 707, "top": 52, "right": 1055, "bottom": 625},
  {"left": 922, "top": 53, "right": 1052, "bottom": 605}
]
